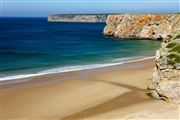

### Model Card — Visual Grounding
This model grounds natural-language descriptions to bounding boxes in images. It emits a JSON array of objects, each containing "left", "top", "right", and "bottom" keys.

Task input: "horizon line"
[{"left": 1, "top": 12, "right": 179, "bottom": 18}]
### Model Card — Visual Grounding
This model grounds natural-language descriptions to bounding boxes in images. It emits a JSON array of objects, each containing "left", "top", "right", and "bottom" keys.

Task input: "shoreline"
[
  {"left": 1, "top": 56, "right": 155, "bottom": 83},
  {"left": 2, "top": 58, "right": 179, "bottom": 119}
]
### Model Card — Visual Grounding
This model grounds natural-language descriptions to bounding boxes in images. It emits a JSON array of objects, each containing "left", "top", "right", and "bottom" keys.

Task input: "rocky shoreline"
[{"left": 103, "top": 14, "right": 180, "bottom": 103}]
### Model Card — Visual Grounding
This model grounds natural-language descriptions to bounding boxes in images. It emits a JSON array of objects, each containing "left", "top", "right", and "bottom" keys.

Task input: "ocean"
[{"left": 0, "top": 18, "right": 160, "bottom": 81}]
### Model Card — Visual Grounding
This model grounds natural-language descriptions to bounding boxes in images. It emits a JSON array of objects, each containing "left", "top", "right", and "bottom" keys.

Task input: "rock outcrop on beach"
[
  {"left": 48, "top": 14, "right": 107, "bottom": 23},
  {"left": 104, "top": 14, "right": 180, "bottom": 40},
  {"left": 149, "top": 30, "right": 180, "bottom": 103}
]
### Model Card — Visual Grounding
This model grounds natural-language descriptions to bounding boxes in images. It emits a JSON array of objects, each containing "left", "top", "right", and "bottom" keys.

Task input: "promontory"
[
  {"left": 103, "top": 14, "right": 180, "bottom": 40},
  {"left": 48, "top": 14, "right": 107, "bottom": 23}
]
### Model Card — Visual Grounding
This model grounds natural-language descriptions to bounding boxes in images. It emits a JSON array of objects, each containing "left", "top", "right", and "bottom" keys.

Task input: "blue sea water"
[{"left": 0, "top": 18, "right": 160, "bottom": 80}]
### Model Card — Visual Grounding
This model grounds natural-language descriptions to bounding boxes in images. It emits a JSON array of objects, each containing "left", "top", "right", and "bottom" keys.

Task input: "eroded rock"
[
  {"left": 149, "top": 31, "right": 180, "bottom": 104},
  {"left": 104, "top": 14, "right": 180, "bottom": 40}
]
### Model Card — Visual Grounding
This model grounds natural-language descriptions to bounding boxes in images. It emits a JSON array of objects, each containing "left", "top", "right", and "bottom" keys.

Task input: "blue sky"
[{"left": 1, "top": 0, "right": 179, "bottom": 17}]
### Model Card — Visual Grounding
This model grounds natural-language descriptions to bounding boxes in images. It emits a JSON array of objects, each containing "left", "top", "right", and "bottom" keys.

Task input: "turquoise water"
[{"left": 0, "top": 18, "right": 160, "bottom": 80}]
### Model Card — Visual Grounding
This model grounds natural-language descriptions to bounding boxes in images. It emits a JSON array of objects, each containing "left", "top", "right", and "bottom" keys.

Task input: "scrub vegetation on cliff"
[
  {"left": 167, "top": 53, "right": 180, "bottom": 68},
  {"left": 170, "top": 45, "right": 180, "bottom": 53},
  {"left": 166, "top": 31, "right": 180, "bottom": 67},
  {"left": 149, "top": 30, "right": 180, "bottom": 103}
]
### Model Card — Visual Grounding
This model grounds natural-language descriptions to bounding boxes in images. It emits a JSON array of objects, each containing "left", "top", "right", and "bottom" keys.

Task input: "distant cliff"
[
  {"left": 103, "top": 14, "right": 180, "bottom": 40},
  {"left": 48, "top": 14, "right": 107, "bottom": 23}
]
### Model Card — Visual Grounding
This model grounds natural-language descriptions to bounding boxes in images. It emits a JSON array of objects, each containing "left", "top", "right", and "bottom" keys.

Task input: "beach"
[{"left": 1, "top": 59, "right": 179, "bottom": 120}]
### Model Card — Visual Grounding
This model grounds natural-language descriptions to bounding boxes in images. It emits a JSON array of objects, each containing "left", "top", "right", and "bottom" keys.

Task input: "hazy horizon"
[{"left": 0, "top": 0, "right": 179, "bottom": 17}]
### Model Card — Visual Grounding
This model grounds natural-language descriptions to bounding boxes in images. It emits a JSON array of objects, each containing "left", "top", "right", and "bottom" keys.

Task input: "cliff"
[
  {"left": 103, "top": 14, "right": 180, "bottom": 40},
  {"left": 148, "top": 30, "right": 180, "bottom": 103},
  {"left": 48, "top": 14, "right": 107, "bottom": 23},
  {"left": 103, "top": 14, "right": 180, "bottom": 103}
]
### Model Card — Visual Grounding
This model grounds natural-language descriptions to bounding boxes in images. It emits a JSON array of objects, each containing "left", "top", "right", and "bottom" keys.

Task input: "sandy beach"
[{"left": 1, "top": 59, "right": 179, "bottom": 120}]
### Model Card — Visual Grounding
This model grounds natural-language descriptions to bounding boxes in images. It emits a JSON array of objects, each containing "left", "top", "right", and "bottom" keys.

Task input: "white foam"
[
  {"left": 112, "top": 56, "right": 145, "bottom": 62},
  {"left": 0, "top": 56, "right": 154, "bottom": 81}
]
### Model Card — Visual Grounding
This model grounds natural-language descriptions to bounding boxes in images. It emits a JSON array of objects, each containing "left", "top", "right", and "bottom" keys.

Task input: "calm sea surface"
[{"left": 0, "top": 18, "right": 160, "bottom": 80}]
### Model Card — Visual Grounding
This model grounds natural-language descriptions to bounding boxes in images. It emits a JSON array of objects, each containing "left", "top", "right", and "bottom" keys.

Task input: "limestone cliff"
[
  {"left": 148, "top": 31, "right": 180, "bottom": 103},
  {"left": 103, "top": 14, "right": 180, "bottom": 103},
  {"left": 104, "top": 14, "right": 180, "bottom": 40},
  {"left": 48, "top": 14, "right": 107, "bottom": 23}
]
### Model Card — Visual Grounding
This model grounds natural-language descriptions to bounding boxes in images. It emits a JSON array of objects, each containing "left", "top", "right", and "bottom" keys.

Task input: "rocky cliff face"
[
  {"left": 104, "top": 14, "right": 180, "bottom": 40},
  {"left": 48, "top": 14, "right": 107, "bottom": 23},
  {"left": 103, "top": 14, "right": 180, "bottom": 103},
  {"left": 148, "top": 31, "right": 180, "bottom": 103}
]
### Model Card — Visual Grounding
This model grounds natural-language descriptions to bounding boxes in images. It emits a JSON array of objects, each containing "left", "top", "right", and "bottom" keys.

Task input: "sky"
[{"left": 0, "top": 0, "right": 179, "bottom": 17}]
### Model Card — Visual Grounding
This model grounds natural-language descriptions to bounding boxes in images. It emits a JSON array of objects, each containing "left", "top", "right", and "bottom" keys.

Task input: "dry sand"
[{"left": 1, "top": 59, "right": 179, "bottom": 120}]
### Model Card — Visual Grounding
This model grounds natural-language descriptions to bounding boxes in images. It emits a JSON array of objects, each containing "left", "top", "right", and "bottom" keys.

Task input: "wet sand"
[{"left": 1, "top": 59, "right": 179, "bottom": 120}]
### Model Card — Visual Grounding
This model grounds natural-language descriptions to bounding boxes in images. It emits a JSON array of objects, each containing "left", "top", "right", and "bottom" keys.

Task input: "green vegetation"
[
  {"left": 167, "top": 53, "right": 180, "bottom": 68},
  {"left": 167, "top": 53, "right": 180, "bottom": 62},
  {"left": 166, "top": 41, "right": 180, "bottom": 53},
  {"left": 167, "top": 59, "right": 176, "bottom": 66},
  {"left": 165, "top": 31, "right": 180, "bottom": 68},
  {"left": 166, "top": 43, "right": 177, "bottom": 48},
  {"left": 170, "top": 45, "right": 180, "bottom": 53},
  {"left": 174, "top": 34, "right": 180, "bottom": 39}
]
